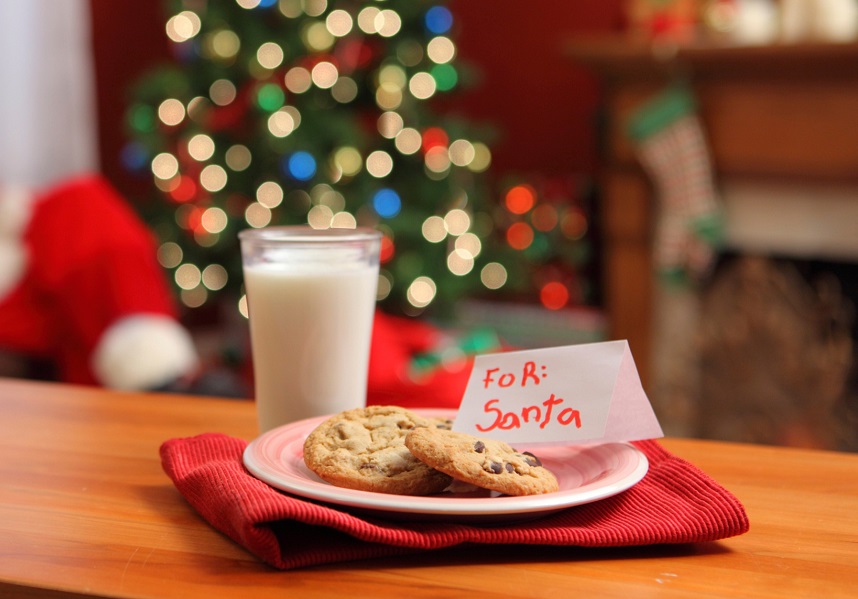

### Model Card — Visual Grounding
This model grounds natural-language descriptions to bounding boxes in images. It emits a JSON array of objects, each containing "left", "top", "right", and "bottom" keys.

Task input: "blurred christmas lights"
[{"left": 126, "top": 0, "right": 592, "bottom": 315}]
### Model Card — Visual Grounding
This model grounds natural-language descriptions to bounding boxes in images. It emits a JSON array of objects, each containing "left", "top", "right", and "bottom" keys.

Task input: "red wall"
[
  {"left": 447, "top": 1, "right": 624, "bottom": 175},
  {"left": 89, "top": 1, "right": 624, "bottom": 197}
]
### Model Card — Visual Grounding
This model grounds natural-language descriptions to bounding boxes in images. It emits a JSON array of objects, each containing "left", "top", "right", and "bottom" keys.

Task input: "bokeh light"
[
  {"left": 285, "top": 151, "right": 317, "bottom": 180},
  {"left": 366, "top": 150, "right": 393, "bottom": 178},
  {"left": 376, "top": 9, "right": 403, "bottom": 37},
  {"left": 207, "top": 30, "right": 240, "bottom": 62},
  {"left": 187, "top": 134, "right": 215, "bottom": 161},
  {"left": 256, "top": 181, "right": 284, "bottom": 208},
  {"left": 158, "top": 99, "right": 185, "bottom": 126},
  {"left": 561, "top": 208, "right": 589, "bottom": 240},
  {"left": 380, "top": 235, "right": 395, "bottom": 263},
  {"left": 267, "top": 109, "right": 296, "bottom": 137},
  {"left": 447, "top": 249, "right": 474, "bottom": 275},
  {"left": 201, "top": 207, "right": 228, "bottom": 233},
  {"left": 175, "top": 263, "right": 202, "bottom": 290},
  {"left": 256, "top": 42, "right": 285, "bottom": 69},
  {"left": 421, "top": 215, "right": 446, "bottom": 242},
  {"left": 157, "top": 242, "right": 183, "bottom": 268},
  {"left": 326, "top": 9, "right": 353, "bottom": 36},
  {"left": 331, "top": 77, "right": 358, "bottom": 103},
  {"left": 409, "top": 72, "right": 436, "bottom": 100},
  {"left": 448, "top": 139, "right": 475, "bottom": 167},
  {"left": 152, "top": 153, "right": 179, "bottom": 180},
  {"left": 395, "top": 128, "right": 422, "bottom": 155},
  {"left": 256, "top": 83, "right": 285, "bottom": 111},
  {"left": 303, "top": 21, "right": 335, "bottom": 51},
  {"left": 307, "top": 204, "right": 334, "bottom": 228},
  {"left": 506, "top": 222, "right": 534, "bottom": 250},
  {"left": 357, "top": 6, "right": 381, "bottom": 34},
  {"left": 443, "top": 208, "right": 470, "bottom": 236},
  {"left": 372, "top": 188, "right": 401, "bottom": 218},
  {"left": 378, "top": 111, "right": 404, "bottom": 138},
  {"left": 427, "top": 36, "right": 455, "bottom": 63},
  {"left": 531, "top": 204, "right": 559, "bottom": 232},
  {"left": 468, "top": 142, "right": 492, "bottom": 172},
  {"left": 425, "top": 6, "right": 453, "bottom": 34},
  {"left": 169, "top": 176, "right": 196, "bottom": 202},
  {"left": 505, "top": 184, "right": 536, "bottom": 215},
  {"left": 430, "top": 64, "right": 457, "bottom": 91},
  {"left": 285, "top": 67, "right": 312, "bottom": 93},
  {"left": 480, "top": 262, "right": 507, "bottom": 289},
  {"left": 199, "top": 164, "right": 227, "bottom": 192},
  {"left": 209, "top": 79, "right": 237, "bottom": 106},
  {"left": 311, "top": 61, "right": 338, "bottom": 88},
  {"left": 225, "top": 145, "right": 252, "bottom": 171},
  {"left": 377, "top": 271, "right": 392, "bottom": 300},
  {"left": 331, "top": 211, "right": 357, "bottom": 228},
  {"left": 332, "top": 146, "right": 362, "bottom": 177},
  {"left": 245, "top": 202, "right": 272, "bottom": 228},
  {"left": 407, "top": 276, "right": 437, "bottom": 308},
  {"left": 202, "top": 264, "right": 228, "bottom": 290},
  {"left": 166, "top": 11, "right": 202, "bottom": 43},
  {"left": 422, "top": 127, "right": 448, "bottom": 152},
  {"left": 540, "top": 281, "right": 569, "bottom": 310}
]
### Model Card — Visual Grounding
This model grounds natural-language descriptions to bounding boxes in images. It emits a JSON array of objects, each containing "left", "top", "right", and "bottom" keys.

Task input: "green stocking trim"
[
  {"left": 691, "top": 212, "right": 724, "bottom": 246},
  {"left": 658, "top": 266, "right": 691, "bottom": 288},
  {"left": 628, "top": 85, "right": 697, "bottom": 142}
]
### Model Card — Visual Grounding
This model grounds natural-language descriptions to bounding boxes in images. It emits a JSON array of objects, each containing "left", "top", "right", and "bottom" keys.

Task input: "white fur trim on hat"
[
  {"left": 92, "top": 314, "right": 200, "bottom": 390},
  {"left": 0, "top": 185, "right": 35, "bottom": 300}
]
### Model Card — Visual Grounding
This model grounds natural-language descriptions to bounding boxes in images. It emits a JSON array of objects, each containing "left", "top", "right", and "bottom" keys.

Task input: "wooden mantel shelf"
[{"left": 566, "top": 36, "right": 858, "bottom": 79}]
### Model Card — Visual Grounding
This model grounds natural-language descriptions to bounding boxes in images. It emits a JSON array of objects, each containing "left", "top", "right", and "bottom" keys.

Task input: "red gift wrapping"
[{"left": 160, "top": 433, "right": 749, "bottom": 570}]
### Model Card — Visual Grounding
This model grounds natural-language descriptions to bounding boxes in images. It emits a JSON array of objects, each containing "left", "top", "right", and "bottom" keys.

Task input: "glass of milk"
[{"left": 238, "top": 226, "right": 381, "bottom": 433}]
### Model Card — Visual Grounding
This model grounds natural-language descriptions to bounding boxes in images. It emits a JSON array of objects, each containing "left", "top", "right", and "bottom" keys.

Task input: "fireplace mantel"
[{"left": 567, "top": 38, "right": 858, "bottom": 388}]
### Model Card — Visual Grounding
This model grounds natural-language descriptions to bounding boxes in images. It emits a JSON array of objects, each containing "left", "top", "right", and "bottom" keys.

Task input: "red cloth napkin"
[{"left": 160, "top": 433, "right": 749, "bottom": 570}]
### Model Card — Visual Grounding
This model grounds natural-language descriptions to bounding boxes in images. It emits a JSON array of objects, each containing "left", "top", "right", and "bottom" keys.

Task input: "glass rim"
[{"left": 238, "top": 226, "right": 381, "bottom": 243}]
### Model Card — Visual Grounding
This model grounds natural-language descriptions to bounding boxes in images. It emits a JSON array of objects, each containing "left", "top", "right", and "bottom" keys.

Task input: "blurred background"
[{"left": 1, "top": 0, "right": 856, "bottom": 450}]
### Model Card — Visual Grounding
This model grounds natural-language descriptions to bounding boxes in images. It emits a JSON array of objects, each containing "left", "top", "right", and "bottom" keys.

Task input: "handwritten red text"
[{"left": 476, "top": 395, "right": 582, "bottom": 432}]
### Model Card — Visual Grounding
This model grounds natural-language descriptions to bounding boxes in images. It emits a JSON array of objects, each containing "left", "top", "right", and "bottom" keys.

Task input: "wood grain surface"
[{"left": 1, "top": 378, "right": 856, "bottom": 598}]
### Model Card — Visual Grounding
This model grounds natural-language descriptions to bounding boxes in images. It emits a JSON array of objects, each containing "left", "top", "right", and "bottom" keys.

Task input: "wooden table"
[{"left": 1, "top": 377, "right": 856, "bottom": 598}]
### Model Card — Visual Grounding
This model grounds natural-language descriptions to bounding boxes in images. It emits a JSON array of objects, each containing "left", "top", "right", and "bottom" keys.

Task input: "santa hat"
[{"left": 0, "top": 175, "right": 198, "bottom": 390}]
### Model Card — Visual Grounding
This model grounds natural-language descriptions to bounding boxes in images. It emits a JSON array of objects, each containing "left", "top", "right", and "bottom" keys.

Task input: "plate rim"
[{"left": 242, "top": 409, "right": 649, "bottom": 517}]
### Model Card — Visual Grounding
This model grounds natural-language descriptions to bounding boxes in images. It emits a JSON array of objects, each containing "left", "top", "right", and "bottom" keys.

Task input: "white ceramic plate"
[{"left": 242, "top": 410, "right": 649, "bottom": 520}]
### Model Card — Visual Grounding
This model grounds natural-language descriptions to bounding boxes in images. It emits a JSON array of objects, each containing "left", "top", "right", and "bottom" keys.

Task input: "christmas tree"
[{"left": 124, "top": 0, "right": 593, "bottom": 321}]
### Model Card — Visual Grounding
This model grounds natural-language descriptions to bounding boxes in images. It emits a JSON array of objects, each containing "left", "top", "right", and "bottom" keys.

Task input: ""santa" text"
[{"left": 475, "top": 395, "right": 582, "bottom": 432}]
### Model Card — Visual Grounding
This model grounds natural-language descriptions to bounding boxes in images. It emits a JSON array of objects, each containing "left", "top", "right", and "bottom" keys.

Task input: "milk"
[{"left": 244, "top": 262, "right": 378, "bottom": 432}]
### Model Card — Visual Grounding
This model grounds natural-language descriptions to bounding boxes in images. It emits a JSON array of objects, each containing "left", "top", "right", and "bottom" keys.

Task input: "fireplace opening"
[{"left": 696, "top": 252, "right": 858, "bottom": 451}]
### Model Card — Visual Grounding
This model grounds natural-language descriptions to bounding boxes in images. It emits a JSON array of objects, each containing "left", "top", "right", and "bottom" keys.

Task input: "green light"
[
  {"left": 430, "top": 64, "right": 457, "bottom": 92},
  {"left": 256, "top": 83, "right": 285, "bottom": 111},
  {"left": 524, "top": 232, "right": 551, "bottom": 260},
  {"left": 128, "top": 104, "right": 156, "bottom": 133}
]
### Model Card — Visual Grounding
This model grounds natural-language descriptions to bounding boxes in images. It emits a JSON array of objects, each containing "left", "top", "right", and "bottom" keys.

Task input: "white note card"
[{"left": 452, "top": 340, "right": 663, "bottom": 445}]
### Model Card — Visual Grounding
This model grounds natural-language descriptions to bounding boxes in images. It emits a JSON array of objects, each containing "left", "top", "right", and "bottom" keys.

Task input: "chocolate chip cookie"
[
  {"left": 302, "top": 406, "right": 453, "bottom": 495},
  {"left": 404, "top": 427, "right": 559, "bottom": 496}
]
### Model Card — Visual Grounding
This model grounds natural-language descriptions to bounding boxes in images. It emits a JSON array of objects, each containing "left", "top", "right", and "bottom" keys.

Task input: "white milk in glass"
[{"left": 244, "top": 261, "right": 378, "bottom": 431}]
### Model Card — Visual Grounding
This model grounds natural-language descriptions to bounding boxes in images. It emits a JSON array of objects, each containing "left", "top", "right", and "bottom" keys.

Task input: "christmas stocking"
[{"left": 628, "top": 85, "right": 722, "bottom": 285}]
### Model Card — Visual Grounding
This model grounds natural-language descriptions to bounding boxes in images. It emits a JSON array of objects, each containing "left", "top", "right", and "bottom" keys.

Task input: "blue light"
[
  {"left": 424, "top": 6, "right": 453, "bottom": 34},
  {"left": 372, "top": 188, "right": 401, "bottom": 218},
  {"left": 120, "top": 142, "right": 149, "bottom": 172},
  {"left": 257, "top": 0, "right": 277, "bottom": 7},
  {"left": 285, "top": 151, "right": 316, "bottom": 181}
]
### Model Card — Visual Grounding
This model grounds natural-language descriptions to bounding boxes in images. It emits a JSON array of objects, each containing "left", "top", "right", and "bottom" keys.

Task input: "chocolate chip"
[
  {"left": 505, "top": 463, "right": 515, "bottom": 473},
  {"left": 489, "top": 461, "right": 503, "bottom": 474},
  {"left": 521, "top": 451, "right": 542, "bottom": 467},
  {"left": 474, "top": 440, "right": 486, "bottom": 453}
]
